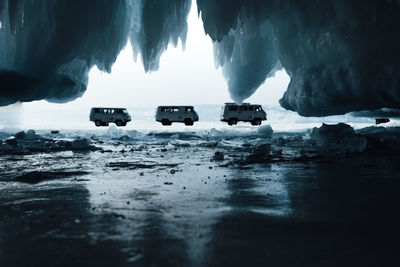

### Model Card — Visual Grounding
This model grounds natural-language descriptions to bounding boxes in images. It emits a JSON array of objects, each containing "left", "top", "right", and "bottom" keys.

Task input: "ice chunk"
[
  {"left": 12, "top": 130, "right": 40, "bottom": 140},
  {"left": 25, "top": 130, "right": 41, "bottom": 140},
  {"left": 1, "top": 130, "right": 100, "bottom": 153},
  {"left": 14, "top": 131, "right": 26, "bottom": 139},
  {"left": 212, "top": 151, "right": 224, "bottom": 161},
  {"left": 24, "top": 141, "right": 49, "bottom": 152},
  {"left": 5, "top": 137, "right": 18, "bottom": 147},
  {"left": 310, "top": 123, "right": 367, "bottom": 153},
  {"left": 246, "top": 144, "right": 271, "bottom": 163},
  {"left": 0, "top": 142, "right": 15, "bottom": 152},
  {"left": 52, "top": 140, "right": 72, "bottom": 151},
  {"left": 207, "top": 128, "right": 222, "bottom": 137},
  {"left": 126, "top": 130, "right": 145, "bottom": 139},
  {"left": 106, "top": 125, "right": 123, "bottom": 138},
  {"left": 257, "top": 125, "right": 273, "bottom": 138},
  {"left": 357, "top": 126, "right": 400, "bottom": 144},
  {"left": 71, "top": 138, "right": 91, "bottom": 150}
]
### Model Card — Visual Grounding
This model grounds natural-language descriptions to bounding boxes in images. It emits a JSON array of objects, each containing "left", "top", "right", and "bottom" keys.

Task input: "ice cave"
[{"left": 1, "top": 1, "right": 400, "bottom": 266}]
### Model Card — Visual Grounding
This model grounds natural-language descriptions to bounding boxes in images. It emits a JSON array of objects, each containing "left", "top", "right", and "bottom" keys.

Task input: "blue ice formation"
[
  {"left": 1, "top": 0, "right": 400, "bottom": 117},
  {"left": 0, "top": 0, "right": 190, "bottom": 105}
]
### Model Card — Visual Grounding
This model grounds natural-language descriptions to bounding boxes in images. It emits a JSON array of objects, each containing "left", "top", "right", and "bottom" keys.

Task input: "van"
[
  {"left": 89, "top": 107, "right": 131, "bottom": 127},
  {"left": 221, "top": 103, "right": 267, "bottom": 126},
  {"left": 155, "top": 106, "right": 199, "bottom": 126}
]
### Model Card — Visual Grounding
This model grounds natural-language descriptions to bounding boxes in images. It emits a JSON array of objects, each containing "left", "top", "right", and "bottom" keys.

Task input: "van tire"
[
  {"left": 95, "top": 120, "right": 101, "bottom": 127},
  {"left": 251, "top": 118, "right": 261, "bottom": 126},
  {"left": 184, "top": 119, "right": 193, "bottom": 126},
  {"left": 162, "top": 119, "right": 171, "bottom": 126},
  {"left": 116, "top": 120, "right": 122, "bottom": 126},
  {"left": 228, "top": 118, "right": 237, "bottom": 126}
]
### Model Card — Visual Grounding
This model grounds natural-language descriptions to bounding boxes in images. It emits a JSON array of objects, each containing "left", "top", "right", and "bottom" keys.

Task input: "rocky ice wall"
[
  {"left": 1, "top": 0, "right": 400, "bottom": 117},
  {"left": 0, "top": 0, "right": 191, "bottom": 106},
  {"left": 197, "top": 0, "right": 400, "bottom": 116},
  {"left": 0, "top": 0, "right": 131, "bottom": 105}
]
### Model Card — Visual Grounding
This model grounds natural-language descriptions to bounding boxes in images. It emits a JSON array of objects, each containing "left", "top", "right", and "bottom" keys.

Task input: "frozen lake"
[
  {"left": 1, "top": 126, "right": 400, "bottom": 266},
  {"left": 2, "top": 104, "right": 397, "bottom": 132}
]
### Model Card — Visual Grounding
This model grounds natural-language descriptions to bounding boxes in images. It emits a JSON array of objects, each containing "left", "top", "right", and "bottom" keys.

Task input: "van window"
[
  {"left": 229, "top": 106, "right": 238, "bottom": 111},
  {"left": 110, "top": 109, "right": 115, "bottom": 114},
  {"left": 94, "top": 109, "right": 101, "bottom": 113},
  {"left": 172, "top": 108, "right": 179, "bottom": 112},
  {"left": 239, "top": 106, "right": 247, "bottom": 111},
  {"left": 248, "top": 106, "right": 254, "bottom": 111},
  {"left": 185, "top": 107, "right": 192, "bottom": 112},
  {"left": 255, "top": 107, "right": 261, "bottom": 111},
  {"left": 116, "top": 109, "right": 123, "bottom": 114}
]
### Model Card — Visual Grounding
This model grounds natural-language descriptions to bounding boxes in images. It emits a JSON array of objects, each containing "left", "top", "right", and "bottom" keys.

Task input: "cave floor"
[{"left": 1, "top": 132, "right": 400, "bottom": 266}]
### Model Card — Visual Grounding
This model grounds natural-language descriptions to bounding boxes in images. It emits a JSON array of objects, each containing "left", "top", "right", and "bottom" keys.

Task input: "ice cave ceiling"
[{"left": 0, "top": 0, "right": 400, "bottom": 117}]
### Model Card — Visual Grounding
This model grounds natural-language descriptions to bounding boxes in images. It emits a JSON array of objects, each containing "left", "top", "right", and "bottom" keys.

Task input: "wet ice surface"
[{"left": 1, "top": 126, "right": 400, "bottom": 266}]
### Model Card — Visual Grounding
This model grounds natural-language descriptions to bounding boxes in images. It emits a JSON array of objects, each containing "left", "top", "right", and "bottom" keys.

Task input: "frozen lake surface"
[
  {"left": 3, "top": 104, "right": 399, "bottom": 132},
  {"left": 1, "top": 126, "right": 400, "bottom": 266}
]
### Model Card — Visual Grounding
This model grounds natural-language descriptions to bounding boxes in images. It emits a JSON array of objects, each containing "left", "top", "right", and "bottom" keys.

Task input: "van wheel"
[
  {"left": 161, "top": 119, "right": 171, "bottom": 126},
  {"left": 251, "top": 118, "right": 261, "bottom": 126},
  {"left": 228, "top": 118, "right": 237, "bottom": 126},
  {"left": 121, "top": 122, "right": 127, "bottom": 126},
  {"left": 184, "top": 119, "right": 193, "bottom": 126},
  {"left": 95, "top": 120, "right": 101, "bottom": 127},
  {"left": 115, "top": 120, "right": 122, "bottom": 126}
]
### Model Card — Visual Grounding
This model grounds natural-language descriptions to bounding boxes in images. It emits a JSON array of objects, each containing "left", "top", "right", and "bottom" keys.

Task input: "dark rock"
[
  {"left": 14, "top": 131, "right": 26, "bottom": 139},
  {"left": 5, "top": 137, "right": 18, "bottom": 147},
  {"left": 310, "top": 123, "right": 367, "bottom": 153},
  {"left": 25, "top": 129, "right": 40, "bottom": 140},
  {"left": 71, "top": 138, "right": 90, "bottom": 150},
  {"left": 212, "top": 151, "right": 224, "bottom": 161},
  {"left": 246, "top": 144, "right": 271, "bottom": 163}
]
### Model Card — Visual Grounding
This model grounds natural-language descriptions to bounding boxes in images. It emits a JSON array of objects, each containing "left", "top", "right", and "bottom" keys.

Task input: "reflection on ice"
[
  {"left": 224, "top": 166, "right": 291, "bottom": 217},
  {"left": 1, "top": 124, "right": 400, "bottom": 265}
]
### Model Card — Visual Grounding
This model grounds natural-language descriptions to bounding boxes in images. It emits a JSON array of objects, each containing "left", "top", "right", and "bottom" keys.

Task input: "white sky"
[{"left": 1, "top": 1, "right": 290, "bottom": 128}]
